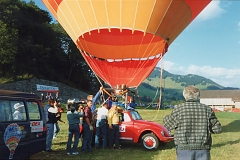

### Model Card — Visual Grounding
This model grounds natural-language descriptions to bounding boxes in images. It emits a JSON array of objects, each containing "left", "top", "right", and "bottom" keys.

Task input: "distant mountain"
[
  {"left": 146, "top": 67, "right": 224, "bottom": 89},
  {"left": 136, "top": 67, "right": 239, "bottom": 105}
]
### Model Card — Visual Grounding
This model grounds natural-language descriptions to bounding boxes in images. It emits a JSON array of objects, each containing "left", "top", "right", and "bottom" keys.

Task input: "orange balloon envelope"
[{"left": 42, "top": 0, "right": 211, "bottom": 88}]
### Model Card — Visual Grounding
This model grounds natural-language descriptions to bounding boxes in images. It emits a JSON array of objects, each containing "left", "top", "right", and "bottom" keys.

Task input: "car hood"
[
  {"left": 134, "top": 120, "right": 164, "bottom": 127},
  {"left": 134, "top": 120, "right": 171, "bottom": 134}
]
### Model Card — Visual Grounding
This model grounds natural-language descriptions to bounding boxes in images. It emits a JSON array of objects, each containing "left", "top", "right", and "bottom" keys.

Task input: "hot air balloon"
[
  {"left": 4, "top": 123, "right": 22, "bottom": 159},
  {"left": 42, "top": 0, "right": 211, "bottom": 88}
]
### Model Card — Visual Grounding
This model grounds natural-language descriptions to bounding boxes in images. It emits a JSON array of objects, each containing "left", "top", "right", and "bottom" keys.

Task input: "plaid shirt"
[{"left": 163, "top": 99, "right": 222, "bottom": 150}]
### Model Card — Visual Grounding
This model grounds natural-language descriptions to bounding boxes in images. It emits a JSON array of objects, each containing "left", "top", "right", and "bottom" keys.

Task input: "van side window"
[
  {"left": 0, "top": 100, "right": 26, "bottom": 121},
  {"left": 27, "top": 102, "right": 41, "bottom": 120},
  {"left": 11, "top": 101, "right": 26, "bottom": 121},
  {"left": 0, "top": 100, "right": 10, "bottom": 121}
]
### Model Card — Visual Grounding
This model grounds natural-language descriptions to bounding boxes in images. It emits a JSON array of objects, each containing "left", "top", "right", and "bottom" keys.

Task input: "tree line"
[{"left": 0, "top": 0, "right": 101, "bottom": 93}]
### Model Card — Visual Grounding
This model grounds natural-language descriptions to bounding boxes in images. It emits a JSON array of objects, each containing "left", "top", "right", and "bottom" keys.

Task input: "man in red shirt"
[{"left": 81, "top": 100, "right": 94, "bottom": 153}]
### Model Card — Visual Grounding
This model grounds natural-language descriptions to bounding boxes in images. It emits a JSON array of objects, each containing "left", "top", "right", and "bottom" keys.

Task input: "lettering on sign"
[
  {"left": 119, "top": 125, "right": 126, "bottom": 132},
  {"left": 31, "top": 122, "right": 40, "bottom": 126},
  {"left": 30, "top": 121, "right": 43, "bottom": 132}
]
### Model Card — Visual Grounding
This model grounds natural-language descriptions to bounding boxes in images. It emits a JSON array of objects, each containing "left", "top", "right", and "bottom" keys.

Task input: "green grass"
[{"left": 31, "top": 109, "right": 240, "bottom": 160}]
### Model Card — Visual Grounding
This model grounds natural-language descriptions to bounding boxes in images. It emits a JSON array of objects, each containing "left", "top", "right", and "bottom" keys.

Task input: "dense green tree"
[
  {"left": 0, "top": 0, "right": 100, "bottom": 92},
  {"left": 0, "top": 0, "right": 19, "bottom": 77}
]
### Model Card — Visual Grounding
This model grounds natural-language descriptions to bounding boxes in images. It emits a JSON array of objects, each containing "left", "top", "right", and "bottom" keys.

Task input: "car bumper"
[{"left": 161, "top": 136, "right": 174, "bottom": 142}]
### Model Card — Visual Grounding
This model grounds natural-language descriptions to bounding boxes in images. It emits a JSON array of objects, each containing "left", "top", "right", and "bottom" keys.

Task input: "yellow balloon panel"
[
  {"left": 91, "top": 1, "right": 109, "bottom": 29},
  {"left": 147, "top": 0, "right": 171, "bottom": 34},
  {"left": 121, "top": 0, "right": 138, "bottom": 29},
  {"left": 133, "top": 0, "right": 155, "bottom": 32}
]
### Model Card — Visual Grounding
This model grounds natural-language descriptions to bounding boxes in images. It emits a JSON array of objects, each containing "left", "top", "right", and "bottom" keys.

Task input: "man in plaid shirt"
[{"left": 163, "top": 85, "right": 221, "bottom": 160}]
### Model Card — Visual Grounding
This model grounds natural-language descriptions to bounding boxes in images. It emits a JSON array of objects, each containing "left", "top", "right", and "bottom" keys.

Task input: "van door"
[{"left": 0, "top": 100, "right": 30, "bottom": 159}]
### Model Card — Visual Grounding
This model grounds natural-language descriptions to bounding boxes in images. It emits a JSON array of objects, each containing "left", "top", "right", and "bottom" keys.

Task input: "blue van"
[{"left": 0, "top": 90, "right": 46, "bottom": 159}]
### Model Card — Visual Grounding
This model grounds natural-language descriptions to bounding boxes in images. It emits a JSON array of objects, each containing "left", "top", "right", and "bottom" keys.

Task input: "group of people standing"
[
  {"left": 65, "top": 87, "right": 122, "bottom": 155},
  {"left": 43, "top": 85, "right": 222, "bottom": 160},
  {"left": 43, "top": 86, "right": 122, "bottom": 155}
]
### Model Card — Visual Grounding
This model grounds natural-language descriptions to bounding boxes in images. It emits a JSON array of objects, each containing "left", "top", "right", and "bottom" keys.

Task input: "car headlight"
[
  {"left": 161, "top": 130, "right": 165, "bottom": 137},
  {"left": 161, "top": 130, "right": 172, "bottom": 137}
]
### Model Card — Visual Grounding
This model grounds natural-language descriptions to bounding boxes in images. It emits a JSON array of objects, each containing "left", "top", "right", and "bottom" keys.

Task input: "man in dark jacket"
[
  {"left": 44, "top": 98, "right": 58, "bottom": 152},
  {"left": 163, "top": 85, "right": 222, "bottom": 160}
]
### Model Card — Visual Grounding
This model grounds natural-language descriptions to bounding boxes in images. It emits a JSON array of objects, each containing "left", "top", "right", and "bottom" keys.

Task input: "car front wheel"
[{"left": 141, "top": 133, "right": 159, "bottom": 150}]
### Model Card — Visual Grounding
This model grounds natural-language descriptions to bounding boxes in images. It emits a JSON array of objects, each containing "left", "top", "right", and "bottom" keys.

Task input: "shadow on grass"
[
  {"left": 31, "top": 141, "right": 175, "bottom": 160},
  {"left": 54, "top": 141, "right": 67, "bottom": 146},
  {"left": 221, "top": 120, "right": 240, "bottom": 132},
  {"left": 119, "top": 140, "right": 175, "bottom": 151},
  {"left": 212, "top": 138, "right": 240, "bottom": 148}
]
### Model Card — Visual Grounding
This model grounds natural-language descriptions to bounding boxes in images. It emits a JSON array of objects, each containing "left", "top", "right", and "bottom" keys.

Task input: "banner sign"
[{"left": 36, "top": 84, "right": 59, "bottom": 92}]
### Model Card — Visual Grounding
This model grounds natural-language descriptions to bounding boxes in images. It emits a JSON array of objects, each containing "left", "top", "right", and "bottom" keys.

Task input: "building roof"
[{"left": 200, "top": 90, "right": 240, "bottom": 101}]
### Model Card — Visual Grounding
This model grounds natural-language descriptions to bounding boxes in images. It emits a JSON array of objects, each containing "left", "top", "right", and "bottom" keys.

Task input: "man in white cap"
[{"left": 13, "top": 103, "right": 24, "bottom": 120}]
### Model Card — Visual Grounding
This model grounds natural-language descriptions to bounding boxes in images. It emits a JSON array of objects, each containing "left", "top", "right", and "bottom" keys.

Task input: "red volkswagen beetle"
[{"left": 118, "top": 109, "right": 173, "bottom": 150}]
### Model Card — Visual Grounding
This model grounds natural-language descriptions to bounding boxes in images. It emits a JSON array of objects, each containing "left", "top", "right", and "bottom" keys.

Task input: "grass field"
[{"left": 31, "top": 109, "right": 240, "bottom": 160}]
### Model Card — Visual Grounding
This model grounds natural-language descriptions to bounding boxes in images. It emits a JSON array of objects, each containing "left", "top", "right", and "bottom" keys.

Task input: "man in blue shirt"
[
  {"left": 66, "top": 105, "right": 83, "bottom": 155},
  {"left": 87, "top": 87, "right": 103, "bottom": 113}
]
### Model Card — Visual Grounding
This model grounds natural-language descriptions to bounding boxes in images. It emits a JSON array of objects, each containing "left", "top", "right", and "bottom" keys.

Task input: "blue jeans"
[
  {"left": 95, "top": 119, "right": 107, "bottom": 148},
  {"left": 46, "top": 123, "right": 54, "bottom": 151},
  {"left": 108, "top": 124, "right": 120, "bottom": 148},
  {"left": 81, "top": 122, "right": 93, "bottom": 152},
  {"left": 176, "top": 149, "right": 211, "bottom": 160},
  {"left": 53, "top": 123, "right": 60, "bottom": 138},
  {"left": 66, "top": 124, "right": 80, "bottom": 153}
]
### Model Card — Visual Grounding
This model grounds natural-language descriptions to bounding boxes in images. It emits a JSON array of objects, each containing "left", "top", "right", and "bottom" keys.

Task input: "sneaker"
[
  {"left": 72, "top": 152, "right": 79, "bottom": 155},
  {"left": 67, "top": 152, "right": 70, "bottom": 155}
]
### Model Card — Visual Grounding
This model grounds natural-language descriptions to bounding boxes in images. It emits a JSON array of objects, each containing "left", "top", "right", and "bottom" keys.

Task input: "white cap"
[{"left": 14, "top": 103, "right": 24, "bottom": 109}]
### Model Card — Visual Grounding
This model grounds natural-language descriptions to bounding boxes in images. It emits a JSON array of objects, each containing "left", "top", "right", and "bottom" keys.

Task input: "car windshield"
[{"left": 130, "top": 110, "right": 142, "bottom": 120}]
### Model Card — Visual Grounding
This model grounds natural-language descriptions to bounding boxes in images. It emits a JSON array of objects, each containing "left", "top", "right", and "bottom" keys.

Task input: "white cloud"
[
  {"left": 158, "top": 60, "right": 240, "bottom": 88},
  {"left": 196, "top": 1, "right": 225, "bottom": 21}
]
